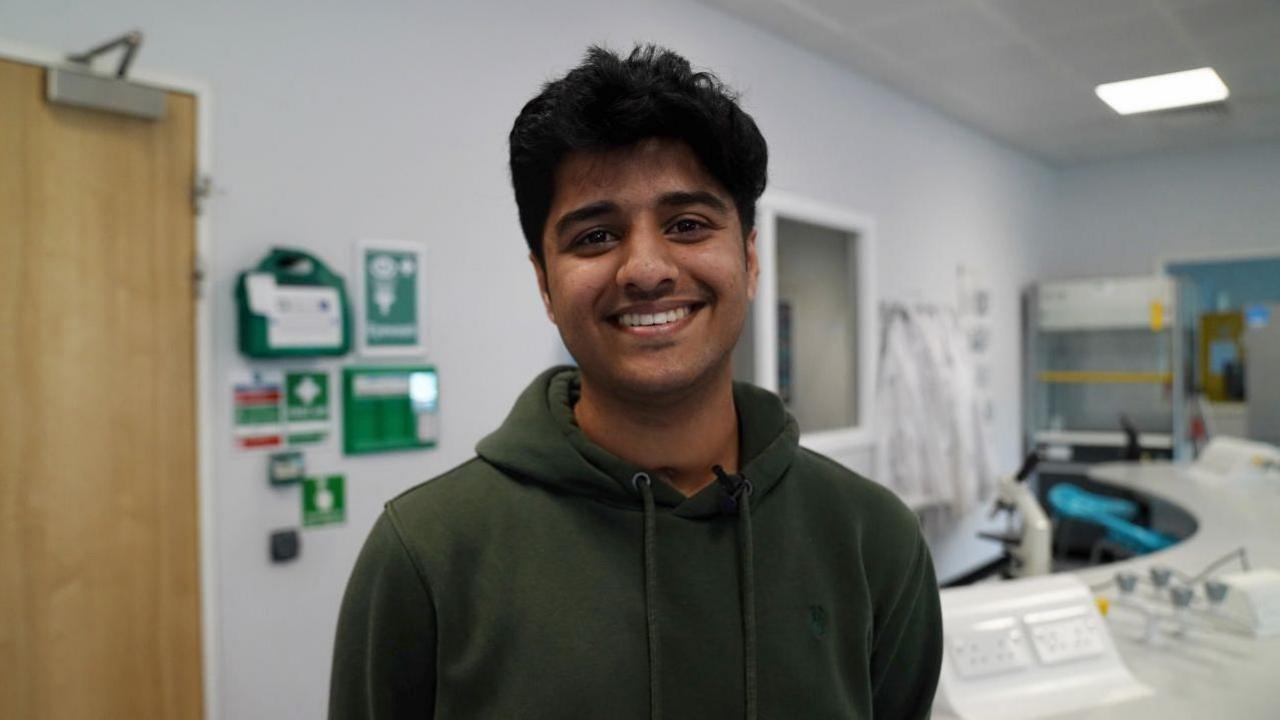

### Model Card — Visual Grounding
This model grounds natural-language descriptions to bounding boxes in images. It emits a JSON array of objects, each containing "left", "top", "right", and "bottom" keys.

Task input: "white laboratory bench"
[{"left": 1060, "top": 461, "right": 1280, "bottom": 718}]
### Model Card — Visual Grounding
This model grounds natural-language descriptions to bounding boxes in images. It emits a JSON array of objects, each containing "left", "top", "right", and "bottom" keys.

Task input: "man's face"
[{"left": 532, "top": 138, "right": 758, "bottom": 401}]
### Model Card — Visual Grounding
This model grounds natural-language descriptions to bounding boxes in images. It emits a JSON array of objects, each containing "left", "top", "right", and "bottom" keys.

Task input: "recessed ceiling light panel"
[{"left": 1096, "top": 67, "right": 1229, "bottom": 115}]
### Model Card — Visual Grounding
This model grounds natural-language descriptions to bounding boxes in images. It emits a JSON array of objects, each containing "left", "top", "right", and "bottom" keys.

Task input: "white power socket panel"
[
  {"left": 935, "top": 574, "right": 1151, "bottom": 720},
  {"left": 1028, "top": 615, "right": 1107, "bottom": 665},
  {"left": 950, "top": 624, "right": 1033, "bottom": 679}
]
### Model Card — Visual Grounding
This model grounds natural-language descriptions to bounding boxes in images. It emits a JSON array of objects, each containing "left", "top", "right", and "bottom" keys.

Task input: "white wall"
[
  {"left": 1046, "top": 140, "right": 1280, "bottom": 279},
  {"left": 1, "top": 1, "right": 1055, "bottom": 717}
]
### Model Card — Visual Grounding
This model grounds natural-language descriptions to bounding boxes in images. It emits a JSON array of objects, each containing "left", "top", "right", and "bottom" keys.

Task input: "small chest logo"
[{"left": 808, "top": 604, "right": 828, "bottom": 639}]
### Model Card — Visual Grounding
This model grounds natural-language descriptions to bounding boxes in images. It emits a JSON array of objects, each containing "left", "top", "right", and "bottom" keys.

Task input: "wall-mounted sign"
[
  {"left": 302, "top": 474, "right": 346, "bottom": 527},
  {"left": 268, "top": 450, "right": 305, "bottom": 486},
  {"left": 284, "top": 370, "right": 330, "bottom": 445},
  {"left": 354, "top": 240, "right": 427, "bottom": 357},
  {"left": 232, "top": 372, "right": 283, "bottom": 449},
  {"left": 342, "top": 365, "right": 439, "bottom": 454}
]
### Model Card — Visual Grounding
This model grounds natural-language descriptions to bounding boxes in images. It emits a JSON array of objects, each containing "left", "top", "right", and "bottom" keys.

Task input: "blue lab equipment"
[{"left": 1048, "top": 483, "right": 1176, "bottom": 555}]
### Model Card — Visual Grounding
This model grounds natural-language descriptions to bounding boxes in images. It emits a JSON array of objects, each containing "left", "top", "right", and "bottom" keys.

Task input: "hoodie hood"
[{"left": 476, "top": 366, "right": 799, "bottom": 518}]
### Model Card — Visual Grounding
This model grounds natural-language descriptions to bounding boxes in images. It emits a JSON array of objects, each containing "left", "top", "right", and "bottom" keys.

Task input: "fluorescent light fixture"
[{"left": 1096, "top": 67, "right": 1229, "bottom": 115}]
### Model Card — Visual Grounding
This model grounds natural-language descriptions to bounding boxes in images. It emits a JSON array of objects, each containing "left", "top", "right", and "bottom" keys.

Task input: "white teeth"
[{"left": 619, "top": 306, "right": 692, "bottom": 328}]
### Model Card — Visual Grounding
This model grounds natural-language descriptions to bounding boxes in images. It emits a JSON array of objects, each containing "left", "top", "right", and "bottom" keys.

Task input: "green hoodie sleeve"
[
  {"left": 869, "top": 531, "right": 944, "bottom": 719},
  {"left": 330, "top": 510, "right": 437, "bottom": 719}
]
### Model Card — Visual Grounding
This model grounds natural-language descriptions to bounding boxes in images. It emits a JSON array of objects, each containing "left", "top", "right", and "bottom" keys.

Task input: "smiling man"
[
  {"left": 331, "top": 45, "right": 942, "bottom": 719},
  {"left": 533, "top": 136, "right": 756, "bottom": 498}
]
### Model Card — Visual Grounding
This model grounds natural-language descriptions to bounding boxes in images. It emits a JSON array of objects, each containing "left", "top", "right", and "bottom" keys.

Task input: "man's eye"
[
  {"left": 575, "top": 229, "right": 614, "bottom": 247},
  {"left": 669, "top": 218, "right": 706, "bottom": 234}
]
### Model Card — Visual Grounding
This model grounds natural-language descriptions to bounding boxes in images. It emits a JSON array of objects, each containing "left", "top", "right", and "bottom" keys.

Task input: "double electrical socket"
[
  {"left": 1028, "top": 615, "right": 1107, "bottom": 664},
  {"left": 950, "top": 625, "right": 1033, "bottom": 679},
  {"left": 949, "top": 610, "right": 1107, "bottom": 680}
]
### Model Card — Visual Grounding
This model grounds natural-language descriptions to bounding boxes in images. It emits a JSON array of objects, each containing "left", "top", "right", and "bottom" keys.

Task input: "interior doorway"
[
  {"left": 0, "top": 53, "right": 206, "bottom": 718},
  {"left": 1163, "top": 252, "right": 1280, "bottom": 444}
]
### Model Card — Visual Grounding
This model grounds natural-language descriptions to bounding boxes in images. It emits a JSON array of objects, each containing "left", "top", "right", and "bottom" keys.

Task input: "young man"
[{"left": 331, "top": 45, "right": 942, "bottom": 719}]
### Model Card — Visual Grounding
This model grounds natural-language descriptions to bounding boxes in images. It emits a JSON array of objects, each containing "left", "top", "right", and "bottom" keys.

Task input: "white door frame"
[
  {"left": 1155, "top": 246, "right": 1280, "bottom": 274},
  {"left": 1157, "top": 246, "right": 1280, "bottom": 318},
  {"left": 755, "top": 189, "right": 878, "bottom": 456},
  {"left": 0, "top": 38, "right": 220, "bottom": 720}
]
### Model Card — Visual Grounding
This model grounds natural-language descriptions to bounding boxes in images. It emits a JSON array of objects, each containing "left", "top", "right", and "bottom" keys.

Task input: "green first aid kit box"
[{"left": 236, "top": 247, "right": 352, "bottom": 358}]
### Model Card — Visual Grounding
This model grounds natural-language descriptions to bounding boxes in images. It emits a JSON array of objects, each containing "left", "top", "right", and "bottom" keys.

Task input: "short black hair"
[{"left": 509, "top": 44, "right": 768, "bottom": 265}]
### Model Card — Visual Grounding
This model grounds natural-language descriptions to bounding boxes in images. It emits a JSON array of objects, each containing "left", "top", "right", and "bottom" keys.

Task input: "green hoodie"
[{"left": 331, "top": 367, "right": 942, "bottom": 719}]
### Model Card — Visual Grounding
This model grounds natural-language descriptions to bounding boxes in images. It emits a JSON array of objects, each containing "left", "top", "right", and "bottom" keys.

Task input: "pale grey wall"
[
  {"left": 1, "top": 1, "right": 1055, "bottom": 716},
  {"left": 1045, "top": 140, "right": 1280, "bottom": 279}
]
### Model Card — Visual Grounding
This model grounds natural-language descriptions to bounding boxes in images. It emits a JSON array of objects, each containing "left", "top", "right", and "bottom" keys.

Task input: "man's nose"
[{"left": 616, "top": 225, "right": 678, "bottom": 297}]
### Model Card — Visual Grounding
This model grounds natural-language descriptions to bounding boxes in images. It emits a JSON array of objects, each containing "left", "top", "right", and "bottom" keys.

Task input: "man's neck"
[{"left": 574, "top": 369, "right": 739, "bottom": 498}]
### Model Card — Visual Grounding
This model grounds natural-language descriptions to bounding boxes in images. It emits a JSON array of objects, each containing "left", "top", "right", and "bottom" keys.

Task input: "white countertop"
[{"left": 1061, "top": 461, "right": 1280, "bottom": 718}]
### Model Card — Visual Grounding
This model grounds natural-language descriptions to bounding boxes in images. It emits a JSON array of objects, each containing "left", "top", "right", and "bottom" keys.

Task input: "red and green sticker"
[{"left": 233, "top": 380, "right": 282, "bottom": 448}]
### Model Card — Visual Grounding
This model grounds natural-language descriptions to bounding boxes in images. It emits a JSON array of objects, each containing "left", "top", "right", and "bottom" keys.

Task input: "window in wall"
[
  {"left": 732, "top": 194, "right": 875, "bottom": 446},
  {"left": 775, "top": 218, "right": 860, "bottom": 432}
]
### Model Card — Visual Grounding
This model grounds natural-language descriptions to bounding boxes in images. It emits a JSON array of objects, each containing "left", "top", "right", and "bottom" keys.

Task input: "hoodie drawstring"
[
  {"left": 715, "top": 465, "right": 758, "bottom": 720},
  {"left": 633, "top": 472, "right": 662, "bottom": 720},
  {"left": 633, "top": 470, "right": 757, "bottom": 720},
  {"left": 737, "top": 484, "right": 758, "bottom": 720}
]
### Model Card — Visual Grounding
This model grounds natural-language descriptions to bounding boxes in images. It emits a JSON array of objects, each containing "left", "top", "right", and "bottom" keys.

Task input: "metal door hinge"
[
  {"left": 193, "top": 256, "right": 207, "bottom": 299},
  {"left": 193, "top": 174, "right": 215, "bottom": 215}
]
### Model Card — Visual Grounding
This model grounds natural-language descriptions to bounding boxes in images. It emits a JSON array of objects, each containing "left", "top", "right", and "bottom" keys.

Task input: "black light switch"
[{"left": 270, "top": 528, "right": 300, "bottom": 563}]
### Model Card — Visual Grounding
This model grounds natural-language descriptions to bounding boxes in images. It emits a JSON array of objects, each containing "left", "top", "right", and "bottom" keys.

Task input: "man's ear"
[
  {"left": 745, "top": 227, "right": 759, "bottom": 301},
  {"left": 529, "top": 252, "right": 556, "bottom": 323}
]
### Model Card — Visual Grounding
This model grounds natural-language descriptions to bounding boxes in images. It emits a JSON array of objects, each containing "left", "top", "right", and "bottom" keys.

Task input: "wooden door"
[{"left": 0, "top": 57, "right": 203, "bottom": 718}]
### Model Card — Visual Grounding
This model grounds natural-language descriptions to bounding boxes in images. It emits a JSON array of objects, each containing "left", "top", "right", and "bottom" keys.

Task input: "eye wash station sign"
[{"left": 356, "top": 240, "right": 428, "bottom": 357}]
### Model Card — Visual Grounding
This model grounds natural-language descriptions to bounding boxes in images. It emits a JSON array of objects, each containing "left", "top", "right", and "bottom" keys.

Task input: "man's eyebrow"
[
  {"left": 657, "top": 190, "right": 728, "bottom": 213},
  {"left": 554, "top": 201, "right": 618, "bottom": 236}
]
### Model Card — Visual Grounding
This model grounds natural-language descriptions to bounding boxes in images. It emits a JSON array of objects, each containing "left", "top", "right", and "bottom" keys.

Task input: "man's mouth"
[{"left": 611, "top": 302, "right": 705, "bottom": 331}]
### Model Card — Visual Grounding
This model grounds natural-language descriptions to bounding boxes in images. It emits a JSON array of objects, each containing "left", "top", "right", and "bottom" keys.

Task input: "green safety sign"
[
  {"left": 286, "top": 371, "right": 329, "bottom": 421},
  {"left": 358, "top": 241, "right": 426, "bottom": 356},
  {"left": 364, "top": 249, "right": 419, "bottom": 347},
  {"left": 342, "top": 366, "right": 439, "bottom": 454},
  {"left": 302, "top": 474, "right": 345, "bottom": 526},
  {"left": 285, "top": 371, "right": 330, "bottom": 445}
]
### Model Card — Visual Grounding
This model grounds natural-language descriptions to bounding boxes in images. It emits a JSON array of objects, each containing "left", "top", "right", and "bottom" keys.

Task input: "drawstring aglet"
[{"left": 713, "top": 465, "right": 752, "bottom": 514}]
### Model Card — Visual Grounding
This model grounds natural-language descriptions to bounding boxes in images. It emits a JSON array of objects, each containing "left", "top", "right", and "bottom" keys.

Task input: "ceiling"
[{"left": 699, "top": 0, "right": 1280, "bottom": 165}]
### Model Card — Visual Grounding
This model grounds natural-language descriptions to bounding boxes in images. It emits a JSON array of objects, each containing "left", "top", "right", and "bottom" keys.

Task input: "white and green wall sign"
[
  {"left": 355, "top": 240, "right": 427, "bottom": 356},
  {"left": 232, "top": 370, "right": 333, "bottom": 449},
  {"left": 284, "top": 370, "right": 330, "bottom": 445},
  {"left": 232, "top": 374, "right": 283, "bottom": 449},
  {"left": 302, "top": 474, "right": 345, "bottom": 526}
]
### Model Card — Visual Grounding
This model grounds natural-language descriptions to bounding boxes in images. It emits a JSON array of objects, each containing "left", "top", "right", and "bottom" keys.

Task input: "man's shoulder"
[
  {"left": 788, "top": 448, "right": 930, "bottom": 597},
  {"left": 382, "top": 456, "right": 520, "bottom": 541},
  {"left": 389, "top": 456, "right": 509, "bottom": 512},
  {"left": 790, "top": 447, "right": 921, "bottom": 540}
]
